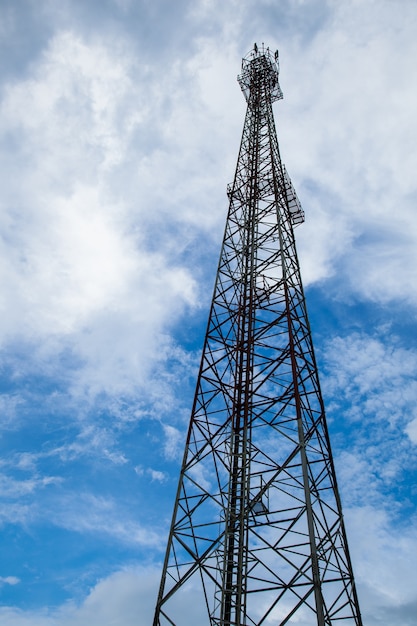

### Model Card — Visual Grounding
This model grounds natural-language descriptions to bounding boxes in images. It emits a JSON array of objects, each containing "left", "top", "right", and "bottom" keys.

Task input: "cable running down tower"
[{"left": 153, "top": 44, "right": 362, "bottom": 626}]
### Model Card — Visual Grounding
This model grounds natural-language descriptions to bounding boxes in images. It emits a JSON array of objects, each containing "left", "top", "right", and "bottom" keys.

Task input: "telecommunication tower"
[{"left": 153, "top": 44, "right": 362, "bottom": 625}]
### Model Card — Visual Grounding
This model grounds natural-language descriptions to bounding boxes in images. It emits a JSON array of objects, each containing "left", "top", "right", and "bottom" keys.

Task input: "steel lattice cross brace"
[{"left": 153, "top": 44, "right": 363, "bottom": 626}]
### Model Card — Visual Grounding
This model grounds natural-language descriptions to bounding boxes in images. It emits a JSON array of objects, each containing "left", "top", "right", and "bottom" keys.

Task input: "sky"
[{"left": 0, "top": 0, "right": 416, "bottom": 624}]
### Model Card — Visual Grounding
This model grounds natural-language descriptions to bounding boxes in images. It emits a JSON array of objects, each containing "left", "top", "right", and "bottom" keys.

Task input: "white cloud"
[
  {"left": 0, "top": 566, "right": 211, "bottom": 626},
  {"left": 0, "top": 30, "right": 198, "bottom": 402},
  {"left": 276, "top": 1, "right": 417, "bottom": 302},
  {"left": 147, "top": 468, "right": 167, "bottom": 482},
  {"left": 0, "top": 394, "right": 23, "bottom": 428},
  {"left": 134, "top": 465, "right": 168, "bottom": 482},
  {"left": 405, "top": 417, "right": 417, "bottom": 444},
  {"left": 320, "top": 330, "right": 417, "bottom": 501},
  {"left": 162, "top": 424, "right": 183, "bottom": 460},
  {"left": 316, "top": 327, "right": 417, "bottom": 623},
  {"left": 0, "top": 502, "right": 31, "bottom": 527},
  {"left": 322, "top": 331, "right": 417, "bottom": 423},
  {"left": 346, "top": 505, "right": 417, "bottom": 626},
  {"left": 0, "top": 568, "right": 159, "bottom": 626},
  {"left": 51, "top": 423, "right": 128, "bottom": 465},
  {"left": 43, "top": 492, "right": 162, "bottom": 547},
  {"left": 0, "top": 577, "right": 20, "bottom": 586}
]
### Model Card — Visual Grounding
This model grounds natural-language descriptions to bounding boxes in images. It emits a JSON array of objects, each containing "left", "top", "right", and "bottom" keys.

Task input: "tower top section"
[{"left": 238, "top": 43, "right": 283, "bottom": 103}]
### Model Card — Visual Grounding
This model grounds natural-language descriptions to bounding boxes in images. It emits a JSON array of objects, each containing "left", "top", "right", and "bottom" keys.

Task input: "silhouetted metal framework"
[{"left": 154, "top": 44, "right": 362, "bottom": 626}]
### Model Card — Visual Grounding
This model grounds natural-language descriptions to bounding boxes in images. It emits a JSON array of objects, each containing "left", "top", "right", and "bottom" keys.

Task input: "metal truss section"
[{"left": 153, "top": 45, "right": 362, "bottom": 626}]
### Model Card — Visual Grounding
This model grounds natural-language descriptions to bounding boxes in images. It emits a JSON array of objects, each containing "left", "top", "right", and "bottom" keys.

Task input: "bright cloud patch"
[
  {"left": 0, "top": 30, "right": 197, "bottom": 401},
  {"left": 0, "top": 577, "right": 20, "bottom": 586},
  {"left": 319, "top": 330, "right": 417, "bottom": 622}
]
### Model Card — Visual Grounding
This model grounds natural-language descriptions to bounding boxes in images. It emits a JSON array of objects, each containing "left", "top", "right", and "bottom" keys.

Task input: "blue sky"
[{"left": 0, "top": 0, "right": 416, "bottom": 624}]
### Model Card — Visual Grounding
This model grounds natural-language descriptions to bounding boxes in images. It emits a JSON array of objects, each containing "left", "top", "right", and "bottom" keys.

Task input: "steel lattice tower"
[{"left": 153, "top": 44, "right": 362, "bottom": 626}]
